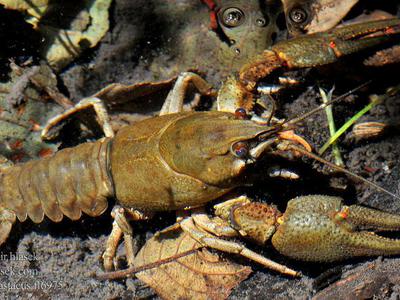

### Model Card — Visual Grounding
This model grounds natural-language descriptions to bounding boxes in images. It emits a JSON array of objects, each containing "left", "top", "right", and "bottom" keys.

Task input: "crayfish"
[{"left": 0, "top": 18, "right": 400, "bottom": 276}]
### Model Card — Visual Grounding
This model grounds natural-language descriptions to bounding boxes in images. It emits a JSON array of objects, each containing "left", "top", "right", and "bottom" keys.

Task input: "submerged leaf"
[
  {"left": 0, "top": 0, "right": 48, "bottom": 28},
  {"left": 133, "top": 228, "right": 252, "bottom": 300},
  {"left": 283, "top": 0, "right": 359, "bottom": 35},
  {"left": 41, "top": 0, "right": 112, "bottom": 69},
  {"left": 0, "top": 0, "right": 112, "bottom": 69},
  {"left": 306, "top": 0, "right": 359, "bottom": 33}
]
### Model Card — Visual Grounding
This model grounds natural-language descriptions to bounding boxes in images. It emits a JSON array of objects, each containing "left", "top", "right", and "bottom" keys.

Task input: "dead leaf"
[
  {"left": 0, "top": 0, "right": 112, "bottom": 69},
  {"left": 307, "top": 0, "right": 359, "bottom": 33},
  {"left": 133, "top": 228, "right": 252, "bottom": 300},
  {"left": 0, "top": 0, "right": 48, "bottom": 28},
  {"left": 282, "top": 0, "right": 359, "bottom": 35}
]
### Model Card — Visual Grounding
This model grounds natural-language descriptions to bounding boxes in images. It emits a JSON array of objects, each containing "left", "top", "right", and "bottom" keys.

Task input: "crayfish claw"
[
  {"left": 345, "top": 204, "right": 400, "bottom": 231},
  {"left": 271, "top": 195, "right": 400, "bottom": 262},
  {"left": 270, "top": 18, "right": 400, "bottom": 70}
]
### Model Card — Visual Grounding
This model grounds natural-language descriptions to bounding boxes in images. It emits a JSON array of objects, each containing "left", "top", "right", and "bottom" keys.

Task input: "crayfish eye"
[
  {"left": 235, "top": 108, "right": 248, "bottom": 119},
  {"left": 289, "top": 7, "right": 308, "bottom": 24},
  {"left": 231, "top": 142, "right": 249, "bottom": 158},
  {"left": 221, "top": 7, "right": 245, "bottom": 27}
]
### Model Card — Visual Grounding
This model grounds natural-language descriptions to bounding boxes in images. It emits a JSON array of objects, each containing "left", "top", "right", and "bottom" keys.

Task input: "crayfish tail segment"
[
  {"left": 0, "top": 138, "right": 113, "bottom": 224},
  {"left": 0, "top": 208, "right": 16, "bottom": 246},
  {"left": 271, "top": 195, "right": 400, "bottom": 262}
]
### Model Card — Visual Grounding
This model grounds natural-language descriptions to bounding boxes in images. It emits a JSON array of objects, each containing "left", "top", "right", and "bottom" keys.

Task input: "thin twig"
[{"left": 96, "top": 248, "right": 199, "bottom": 281}]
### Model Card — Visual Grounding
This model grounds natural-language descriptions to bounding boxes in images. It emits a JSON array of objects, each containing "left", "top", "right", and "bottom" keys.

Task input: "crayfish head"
[{"left": 159, "top": 111, "right": 280, "bottom": 188}]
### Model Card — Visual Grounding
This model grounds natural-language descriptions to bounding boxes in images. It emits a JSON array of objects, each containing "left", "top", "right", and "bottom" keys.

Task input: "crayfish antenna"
[
  {"left": 283, "top": 144, "right": 400, "bottom": 201},
  {"left": 281, "top": 81, "right": 372, "bottom": 128},
  {"left": 275, "top": 79, "right": 400, "bottom": 200}
]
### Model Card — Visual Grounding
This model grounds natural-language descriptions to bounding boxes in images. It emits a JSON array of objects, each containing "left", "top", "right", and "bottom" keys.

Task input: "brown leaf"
[
  {"left": 0, "top": 0, "right": 112, "bottom": 69},
  {"left": 282, "top": 0, "right": 358, "bottom": 35},
  {"left": 133, "top": 228, "right": 252, "bottom": 300},
  {"left": 306, "top": 0, "right": 359, "bottom": 33}
]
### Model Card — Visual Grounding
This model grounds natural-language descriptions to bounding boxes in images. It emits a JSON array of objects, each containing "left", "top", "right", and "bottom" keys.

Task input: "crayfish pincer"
[
  {"left": 161, "top": 193, "right": 400, "bottom": 279},
  {"left": 214, "top": 195, "right": 400, "bottom": 262},
  {"left": 0, "top": 111, "right": 289, "bottom": 269}
]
